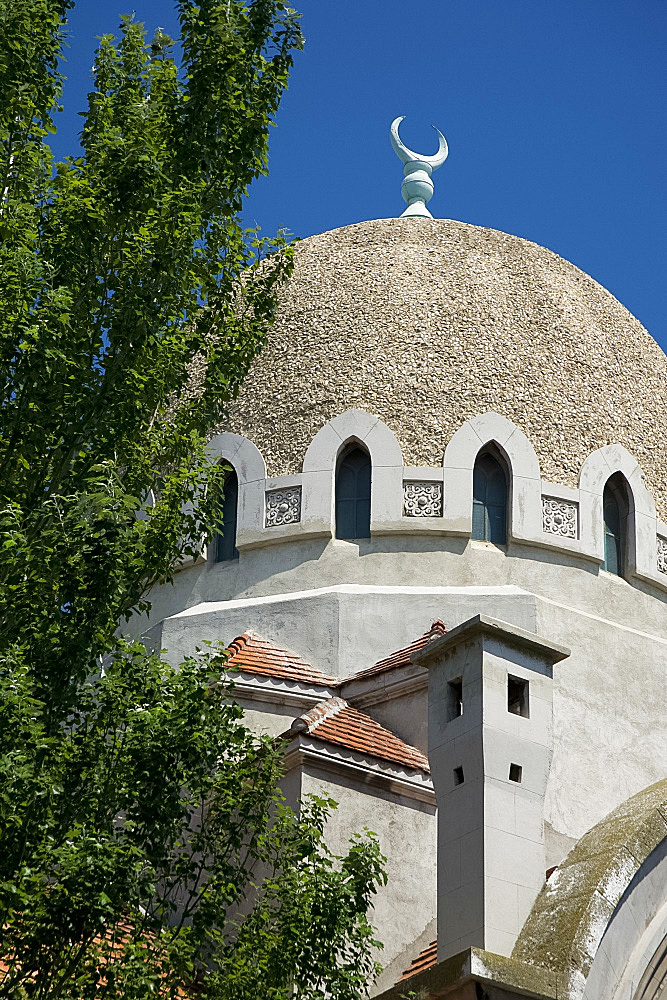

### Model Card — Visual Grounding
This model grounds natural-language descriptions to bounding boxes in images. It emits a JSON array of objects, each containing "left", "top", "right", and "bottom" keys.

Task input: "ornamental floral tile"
[
  {"left": 265, "top": 487, "right": 301, "bottom": 527},
  {"left": 404, "top": 481, "right": 443, "bottom": 518},
  {"left": 542, "top": 497, "right": 578, "bottom": 539}
]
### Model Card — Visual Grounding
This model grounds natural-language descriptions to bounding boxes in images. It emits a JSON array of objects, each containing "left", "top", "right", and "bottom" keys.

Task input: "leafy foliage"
[
  {"left": 0, "top": 646, "right": 385, "bottom": 999},
  {"left": 0, "top": 2, "right": 387, "bottom": 997},
  {"left": 0, "top": 0, "right": 298, "bottom": 704}
]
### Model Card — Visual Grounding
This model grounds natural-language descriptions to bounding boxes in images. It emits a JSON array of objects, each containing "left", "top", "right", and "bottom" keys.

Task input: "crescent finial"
[
  {"left": 390, "top": 116, "right": 448, "bottom": 170},
  {"left": 390, "top": 116, "right": 449, "bottom": 219}
]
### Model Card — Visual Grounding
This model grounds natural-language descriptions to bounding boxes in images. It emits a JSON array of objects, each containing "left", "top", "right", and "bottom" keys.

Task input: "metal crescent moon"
[{"left": 390, "top": 115, "right": 448, "bottom": 169}]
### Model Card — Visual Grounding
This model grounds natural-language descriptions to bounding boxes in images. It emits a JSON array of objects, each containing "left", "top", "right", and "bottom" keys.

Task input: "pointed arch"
[
  {"left": 335, "top": 444, "right": 371, "bottom": 539},
  {"left": 204, "top": 433, "right": 266, "bottom": 546},
  {"left": 302, "top": 409, "right": 403, "bottom": 474},
  {"left": 213, "top": 465, "right": 239, "bottom": 562},
  {"left": 603, "top": 473, "right": 630, "bottom": 576},
  {"left": 205, "top": 432, "right": 266, "bottom": 483},
  {"left": 443, "top": 412, "right": 542, "bottom": 540},
  {"left": 472, "top": 448, "right": 509, "bottom": 544},
  {"left": 579, "top": 444, "right": 657, "bottom": 578},
  {"left": 302, "top": 410, "right": 404, "bottom": 531}
]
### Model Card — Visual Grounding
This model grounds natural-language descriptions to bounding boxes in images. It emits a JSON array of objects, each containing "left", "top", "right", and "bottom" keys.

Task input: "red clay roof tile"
[
  {"left": 398, "top": 939, "right": 438, "bottom": 982},
  {"left": 289, "top": 697, "right": 430, "bottom": 773},
  {"left": 344, "top": 620, "right": 447, "bottom": 683},
  {"left": 224, "top": 631, "right": 338, "bottom": 687}
]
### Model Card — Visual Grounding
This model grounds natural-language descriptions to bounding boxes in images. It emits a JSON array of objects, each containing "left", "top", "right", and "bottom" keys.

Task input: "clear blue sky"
[{"left": 52, "top": 1, "right": 667, "bottom": 350}]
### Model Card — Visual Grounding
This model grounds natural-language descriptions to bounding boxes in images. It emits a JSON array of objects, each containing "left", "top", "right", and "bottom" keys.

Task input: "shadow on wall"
[
  {"left": 204, "top": 537, "right": 331, "bottom": 593},
  {"left": 354, "top": 534, "right": 469, "bottom": 558}
]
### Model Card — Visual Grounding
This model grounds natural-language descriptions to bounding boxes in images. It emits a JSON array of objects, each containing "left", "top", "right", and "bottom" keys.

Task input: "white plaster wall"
[
  {"left": 145, "top": 584, "right": 667, "bottom": 865},
  {"left": 141, "top": 563, "right": 667, "bottom": 854},
  {"left": 537, "top": 594, "right": 667, "bottom": 845},
  {"left": 138, "top": 533, "right": 667, "bottom": 646},
  {"left": 297, "top": 767, "right": 437, "bottom": 997},
  {"left": 356, "top": 688, "right": 429, "bottom": 756},
  {"left": 136, "top": 534, "right": 667, "bottom": 869},
  {"left": 236, "top": 701, "right": 299, "bottom": 738},
  {"left": 150, "top": 584, "right": 538, "bottom": 679}
]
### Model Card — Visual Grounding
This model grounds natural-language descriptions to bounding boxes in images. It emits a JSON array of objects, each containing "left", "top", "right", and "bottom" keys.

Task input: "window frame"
[
  {"left": 602, "top": 474, "right": 630, "bottom": 578},
  {"left": 335, "top": 443, "right": 372, "bottom": 541},
  {"left": 471, "top": 448, "right": 509, "bottom": 546},
  {"left": 213, "top": 464, "right": 240, "bottom": 563}
]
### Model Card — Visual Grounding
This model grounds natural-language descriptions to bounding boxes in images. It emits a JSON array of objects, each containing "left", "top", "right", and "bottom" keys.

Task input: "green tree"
[{"left": 0, "top": 2, "right": 386, "bottom": 997}]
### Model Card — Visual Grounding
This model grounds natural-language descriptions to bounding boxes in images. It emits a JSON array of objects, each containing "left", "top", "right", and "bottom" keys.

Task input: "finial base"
[{"left": 400, "top": 202, "right": 434, "bottom": 219}]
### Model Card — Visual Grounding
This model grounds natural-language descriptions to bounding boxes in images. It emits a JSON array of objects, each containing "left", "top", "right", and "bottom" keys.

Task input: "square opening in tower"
[
  {"left": 448, "top": 678, "right": 463, "bottom": 720},
  {"left": 508, "top": 675, "right": 529, "bottom": 717}
]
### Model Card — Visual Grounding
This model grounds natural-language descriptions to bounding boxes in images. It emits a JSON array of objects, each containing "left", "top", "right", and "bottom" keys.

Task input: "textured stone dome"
[{"left": 225, "top": 217, "right": 667, "bottom": 519}]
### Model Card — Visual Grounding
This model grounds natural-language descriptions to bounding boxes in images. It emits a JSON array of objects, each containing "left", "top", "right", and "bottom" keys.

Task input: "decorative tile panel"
[
  {"left": 403, "top": 481, "right": 443, "bottom": 518},
  {"left": 542, "top": 497, "right": 578, "bottom": 539},
  {"left": 265, "top": 486, "right": 301, "bottom": 527},
  {"left": 658, "top": 536, "right": 667, "bottom": 576}
]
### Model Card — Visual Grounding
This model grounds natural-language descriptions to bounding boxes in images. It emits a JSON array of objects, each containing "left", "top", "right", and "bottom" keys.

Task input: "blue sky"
[{"left": 53, "top": 1, "right": 667, "bottom": 349}]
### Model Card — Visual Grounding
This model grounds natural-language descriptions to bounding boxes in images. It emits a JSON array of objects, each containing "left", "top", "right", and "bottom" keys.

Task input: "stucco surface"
[
  {"left": 221, "top": 217, "right": 667, "bottom": 520},
  {"left": 513, "top": 779, "right": 667, "bottom": 997},
  {"left": 299, "top": 769, "right": 437, "bottom": 996}
]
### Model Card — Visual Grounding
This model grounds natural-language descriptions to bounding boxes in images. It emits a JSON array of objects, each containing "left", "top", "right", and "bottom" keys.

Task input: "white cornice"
[
  {"left": 227, "top": 672, "right": 337, "bottom": 711},
  {"left": 340, "top": 664, "right": 427, "bottom": 708},
  {"left": 282, "top": 735, "right": 435, "bottom": 806}
]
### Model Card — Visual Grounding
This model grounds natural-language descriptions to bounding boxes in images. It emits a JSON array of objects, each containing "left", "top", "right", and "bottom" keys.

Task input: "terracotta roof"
[
  {"left": 398, "top": 939, "right": 437, "bottom": 982},
  {"left": 345, "top": 620, "right": 447, "bottom": 682},
  {"left": 0, "top": 922, "right": 192, "bottom": 997},
  {"left": 288, "top": 697, "right": 430, "bottom": 772},
  {"left": 224, "top": 631, "right": 337, "bottom": 687}
]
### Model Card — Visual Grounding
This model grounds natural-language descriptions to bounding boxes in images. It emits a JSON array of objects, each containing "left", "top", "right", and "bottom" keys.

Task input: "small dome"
[{"left": 224, "top": 218, "right": 667, "bottom": 519}]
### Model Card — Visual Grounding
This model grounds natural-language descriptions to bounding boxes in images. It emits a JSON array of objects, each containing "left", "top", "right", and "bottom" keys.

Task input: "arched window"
[
  {"left": 335, "top": 445, "right": 371, "bottom": 540},
  {"left": 214, "top": 467, "right": 239, "bottom": 562},
  {"left": 472, "top": 452, "right": 508, "bottom": 545},
  {"left": 603, "top": 474, "right": 628, "bottom": 576}
]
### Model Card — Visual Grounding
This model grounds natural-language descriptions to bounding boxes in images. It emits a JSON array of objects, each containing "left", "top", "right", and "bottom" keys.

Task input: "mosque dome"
[{"left": 224, "top": 217, "right": 667, "bottom": 519}]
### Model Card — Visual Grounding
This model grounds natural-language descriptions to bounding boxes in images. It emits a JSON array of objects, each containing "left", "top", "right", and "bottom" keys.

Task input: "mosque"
[{"left": 145, "top": 120, "right": 667, "bottom": 999}]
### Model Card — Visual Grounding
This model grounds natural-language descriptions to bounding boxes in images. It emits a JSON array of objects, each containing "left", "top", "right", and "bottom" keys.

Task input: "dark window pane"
[
  {"left": 335, "top": 447, "right": 371, "bottom": 539},
  {"left": 486, "top": 465, "right": 507, "bottom": 506},
  {"left": 604, "top": 531, "right": 620, "bottom": 576},
  {"left": 336, "top": 498, "right": 357, "bottom": 541},
  {"left": 214, "top": 469, "right": 239, "bottom": 562},
  {"left": 472, "top": 453, "right": 507, "bottom": 543},
  {"left": 355, "top": 498, "right": 371, "bottom": 539},
  {"left": 336, "top": 464, "right": 357, "bottom": 498},
  {"left": 487, "top": 503, "right": 507, "bottom": 545},
  {"left": 603, "top": 482, "right": 623, "bottom": 576},
  {"left": 472, "top": 498, "right": 486, "bottom": 540}
]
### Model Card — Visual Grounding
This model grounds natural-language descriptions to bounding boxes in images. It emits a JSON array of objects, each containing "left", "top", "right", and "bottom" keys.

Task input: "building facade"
[{"left": 141, "top": 215, "right": 667, "bottom": 999}]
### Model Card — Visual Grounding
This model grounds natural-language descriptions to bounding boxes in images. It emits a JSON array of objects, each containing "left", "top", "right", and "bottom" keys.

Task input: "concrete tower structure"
[{"left": 141, "top": 128, "right": 667, "bottom": 999}]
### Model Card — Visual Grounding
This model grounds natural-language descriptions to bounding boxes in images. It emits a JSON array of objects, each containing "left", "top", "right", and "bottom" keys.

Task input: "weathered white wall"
[
  {"left": 353, "top": 687, "right": 429, "bottom": 756},
  {"left": 138, "top": 532, "right": 667, "bottom": 643},
  {"left": 147, "top": 581, "right": 537, "bottom": 679},
  {"left": 136, "top": 533, "right": 667, "bottom": 894},
  {"left": 537, "top": 594, "right": 667, "bottom": 843},
  {"left": 289, "top": 766, "right": 437, "bottom": 997},
  {"left": 236, "top": 701, "right": 298, "bottom": 738}
]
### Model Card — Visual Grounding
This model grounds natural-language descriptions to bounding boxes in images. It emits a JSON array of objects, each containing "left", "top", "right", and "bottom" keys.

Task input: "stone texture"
[{"left": 221, "top": 218, "right": 667, "bottom": 520}]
